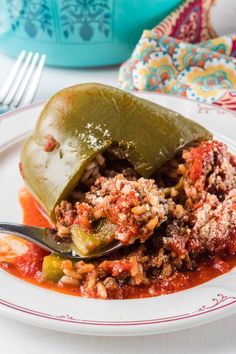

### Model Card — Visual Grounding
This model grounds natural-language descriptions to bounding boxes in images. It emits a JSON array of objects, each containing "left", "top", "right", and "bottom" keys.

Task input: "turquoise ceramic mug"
[{"left": 0, "top": 0, "right": 182, "bottom": 67}]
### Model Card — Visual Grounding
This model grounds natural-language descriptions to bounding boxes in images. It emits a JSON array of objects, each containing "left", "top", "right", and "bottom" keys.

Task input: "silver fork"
[{"left": 0, "top": 50, "right": 46, "bottom": 114}]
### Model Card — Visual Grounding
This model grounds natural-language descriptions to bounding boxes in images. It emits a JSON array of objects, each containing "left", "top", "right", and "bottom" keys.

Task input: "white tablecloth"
[{"left": 0, "top": 1, "right": 236, "bottom": 352}]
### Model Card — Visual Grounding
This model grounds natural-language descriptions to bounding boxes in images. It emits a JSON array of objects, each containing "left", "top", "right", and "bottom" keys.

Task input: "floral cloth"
[{"left": 119, "top": 0, "right": 236, "bottom": 111}]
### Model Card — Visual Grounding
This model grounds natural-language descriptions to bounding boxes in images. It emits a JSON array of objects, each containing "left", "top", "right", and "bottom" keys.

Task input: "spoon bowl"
[{"left": 0, "top": 222, "right": 122, "bottom": 260}]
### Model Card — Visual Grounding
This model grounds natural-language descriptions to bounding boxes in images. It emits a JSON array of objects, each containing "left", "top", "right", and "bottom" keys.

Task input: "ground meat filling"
[
  {"left": 191, "top": 189, "right": 236, "bottom": 253},
  {"left": 56, "top": 175, "right": 169, "bottom": 244},
  {"left": 87, "top": 175, "right": 169, "bottom": 244},
  {"left": 183, "top": 140, "right": 236, "bottom": 201},
  {"left": 54, "top": 140, "right": 236, "bottom": 299}
]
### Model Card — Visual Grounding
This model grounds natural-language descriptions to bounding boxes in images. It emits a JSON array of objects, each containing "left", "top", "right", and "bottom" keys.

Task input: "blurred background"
[
  {"left": 0, "top": 0, "right": 234, "bottom": 107},
  {"left": 0, "top": 0, "right": 235, "bottom": 106}
]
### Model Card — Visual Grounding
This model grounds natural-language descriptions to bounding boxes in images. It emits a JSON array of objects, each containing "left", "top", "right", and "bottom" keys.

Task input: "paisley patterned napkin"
[{"left": 119, "top": 0, "right": 236, "bottom": 111}]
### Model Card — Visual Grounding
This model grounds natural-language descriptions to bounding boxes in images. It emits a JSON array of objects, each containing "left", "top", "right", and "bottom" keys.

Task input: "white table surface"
[{"left": 1, "top": 1, "right": 236, "bottom": 352}]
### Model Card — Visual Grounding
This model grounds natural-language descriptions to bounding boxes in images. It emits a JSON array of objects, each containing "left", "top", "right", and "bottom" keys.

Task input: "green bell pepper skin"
[
  {"left": 71, "top": 219, "right": 116, "bottom": 257},
  {"left": 20, "top": 83, "right": 212, "bottom": 219},
  {"left": 42, "top": 254, "right": 64, "bottom": 282}
]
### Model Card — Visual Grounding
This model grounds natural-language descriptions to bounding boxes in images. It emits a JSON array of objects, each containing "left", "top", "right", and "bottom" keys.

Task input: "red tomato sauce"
[{"left": 1, "top": 187, "right": 236, "bottom": 299}]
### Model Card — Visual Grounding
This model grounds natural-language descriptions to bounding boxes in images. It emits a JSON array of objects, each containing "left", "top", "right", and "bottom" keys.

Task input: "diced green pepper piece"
[
  {"left": 165, "top": 177, "right": 184, "bottom": 196},
  {"left": 20, "top": 83, "right": 212, "bottom": 219},
  {"left": 71, "top": 219, "right": 116, "bottom": 256},
  {"left": 42, "top": 254, "right": 64, "bottom": 282}
]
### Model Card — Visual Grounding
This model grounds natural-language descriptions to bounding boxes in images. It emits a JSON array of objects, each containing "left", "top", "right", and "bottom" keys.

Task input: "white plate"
[{"left": 0, "top": 93, "right": 236, "bottom": 336}]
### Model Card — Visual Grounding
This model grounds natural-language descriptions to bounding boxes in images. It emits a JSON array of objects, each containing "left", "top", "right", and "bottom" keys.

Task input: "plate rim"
[{"left": 1, "top": 94, "right": 236, "bottom": 336}]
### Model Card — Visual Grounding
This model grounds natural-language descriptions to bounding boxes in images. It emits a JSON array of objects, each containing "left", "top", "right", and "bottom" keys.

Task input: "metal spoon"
[{"left": 0, "top": 222, "right": 122, "bottom": 260}]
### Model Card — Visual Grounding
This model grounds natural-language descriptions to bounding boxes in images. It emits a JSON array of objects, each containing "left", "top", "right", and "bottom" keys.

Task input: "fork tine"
[
  {"left": 0, "top": 50, "right": 26, "bottom": 103},
  {"left": 3, "top": 52, "right": 33, "bottom": 106},
  {"left": 21, "top": 54, "right": 46, "bottom": 105},
  {"left": 12, "top": 52, "right": 39, "bottom": 108}
]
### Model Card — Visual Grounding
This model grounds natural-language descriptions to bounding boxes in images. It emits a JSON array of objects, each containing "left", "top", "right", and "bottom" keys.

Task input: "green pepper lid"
[{"left": 20, "top": 83, "right": 212, "bottom": 219}]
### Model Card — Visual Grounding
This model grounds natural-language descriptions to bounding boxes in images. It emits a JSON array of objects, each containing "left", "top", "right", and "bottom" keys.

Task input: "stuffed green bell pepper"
[{"left": 20, "top": 83, "right": 212, "bottom": 221}]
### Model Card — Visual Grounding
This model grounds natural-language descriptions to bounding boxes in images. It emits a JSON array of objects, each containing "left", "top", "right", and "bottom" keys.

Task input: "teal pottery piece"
[{"left": 0, "top": 0, "right": 182, "bottom": 67}]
